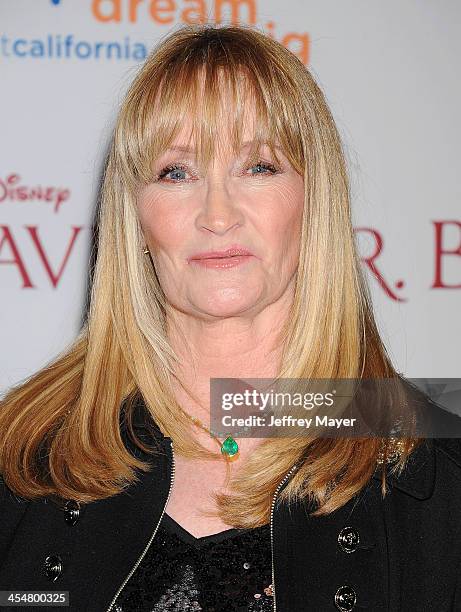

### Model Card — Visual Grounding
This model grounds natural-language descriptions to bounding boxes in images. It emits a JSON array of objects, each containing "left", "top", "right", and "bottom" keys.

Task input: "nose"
[{"left": 195, "top": 179, "right": 244, "bottom": 235}]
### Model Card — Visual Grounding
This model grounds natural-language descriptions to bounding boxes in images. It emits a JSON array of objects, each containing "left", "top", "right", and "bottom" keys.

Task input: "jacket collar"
[{"left": 372, "top": 438, "right": 436, "bottom": 500}]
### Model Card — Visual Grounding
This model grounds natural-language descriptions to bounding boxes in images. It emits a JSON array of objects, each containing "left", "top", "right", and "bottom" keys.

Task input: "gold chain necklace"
[
  {"left": 176, "top": 404, "right": 241, "bottom": 459},
  {"left": 177, "top": 405, "right": 408, "bottom": 466}
]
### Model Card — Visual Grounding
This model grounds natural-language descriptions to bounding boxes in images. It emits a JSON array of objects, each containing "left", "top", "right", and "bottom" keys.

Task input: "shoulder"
[
  {"left": 411, "top": 391, "right": 461, "bottom": 489},
  {"left": 0, "top": 474, "right": 32, "bottom": 516},
  {"left": 373, "top": 435, "right": 461, "bottom": 501},
  {"left": 433, "top": 438, "right": 461, "bottom": 474},
  {"left": 429, "top": 437, "right": 461, "bottom": 503},
  {"left": 0, "top": 475, "right": 32, "bottom": 558}
]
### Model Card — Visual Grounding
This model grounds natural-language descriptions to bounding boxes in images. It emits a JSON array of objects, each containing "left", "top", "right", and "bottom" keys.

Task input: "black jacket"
[{"left": 1, "top": 397, "right": 461, "bottom": 612}]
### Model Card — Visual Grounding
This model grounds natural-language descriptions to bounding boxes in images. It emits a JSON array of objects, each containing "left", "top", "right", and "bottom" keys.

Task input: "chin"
[{"left": 196, "top": 298, "right": 259, "bottom": 318}]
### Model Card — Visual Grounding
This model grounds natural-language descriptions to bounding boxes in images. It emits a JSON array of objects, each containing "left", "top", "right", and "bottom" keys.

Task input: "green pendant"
[{"left": 221, "top": 436, "right": 239, "bottom": 457}]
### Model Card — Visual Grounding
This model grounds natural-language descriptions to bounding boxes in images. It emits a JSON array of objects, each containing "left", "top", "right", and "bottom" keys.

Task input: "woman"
[{"left": 1, "top": 23, "right": 460, "bottom": 612}]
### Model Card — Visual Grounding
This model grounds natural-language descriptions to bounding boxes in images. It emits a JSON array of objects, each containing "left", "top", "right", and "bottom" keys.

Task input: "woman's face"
[{"left": 136, "top": 111, "right": 304, "bottom": 321}]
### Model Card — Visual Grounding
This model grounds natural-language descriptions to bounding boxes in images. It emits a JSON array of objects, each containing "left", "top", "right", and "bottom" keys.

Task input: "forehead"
[
  {"left": 159, "top": 119, "right": 282, "bottom": 162},
  {"left": 165, "top": 103, "right": 257, "bottom": 148},
  {"left": 163, "top": 139, "right": 280, "bottom": 156},
  {"left": 148, "top": 79, "right": 286, "bottom": 171}
]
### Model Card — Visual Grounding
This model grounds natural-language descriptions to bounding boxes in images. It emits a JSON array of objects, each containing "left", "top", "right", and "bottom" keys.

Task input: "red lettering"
[
  {"left": 432, "top": 220, "right": 461, "bottom": 288},
  {"left": 54, "top": 189, "right": 70, "bottom": 213},
  {"left": 27, "top": 226, "right": 84, "bottom": 288},
  {"left": 355, "top": 227, "right": 406, "bottom": 302},
  {"left": 0, "top": 173, "right": 70, "bottom": 213},
  {"left": 0, "top": 225, "right": 34, "bottom": 288}
]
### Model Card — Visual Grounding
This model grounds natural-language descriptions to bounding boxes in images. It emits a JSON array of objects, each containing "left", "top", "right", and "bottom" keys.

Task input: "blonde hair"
[{"left": 0, "top": 23, "right": 420, "bottom": 527}]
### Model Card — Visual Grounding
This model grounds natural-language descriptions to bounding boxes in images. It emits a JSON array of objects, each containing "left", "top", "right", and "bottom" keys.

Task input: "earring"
[{"left": 143, "top": 247, "right": 149, "bottom": 254}]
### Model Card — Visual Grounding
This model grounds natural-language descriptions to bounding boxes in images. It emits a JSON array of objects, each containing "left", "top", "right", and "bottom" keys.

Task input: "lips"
[{"left": 189, "top": 247, "right": 254, "bottom": 261}]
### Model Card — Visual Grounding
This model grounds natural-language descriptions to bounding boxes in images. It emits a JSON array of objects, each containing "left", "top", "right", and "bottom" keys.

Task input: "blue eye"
[
  {"left": 155, "top": 160, "right": 279, "bottom": 183},
  {"left": 157, "top": 163, "right": 190, "bottom": 182},
  {"left": 248, "top": 162, "right": 278, "bottom": 176}
]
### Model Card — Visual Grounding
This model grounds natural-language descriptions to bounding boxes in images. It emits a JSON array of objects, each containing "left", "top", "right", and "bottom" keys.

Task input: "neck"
[{"left": 166, "top": 302, "right": 291, "bottom": 428}]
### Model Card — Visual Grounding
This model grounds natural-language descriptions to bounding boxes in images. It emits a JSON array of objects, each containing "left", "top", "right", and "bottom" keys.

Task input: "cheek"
[
  {"left": 137, "top": 190, "right": 188, "bottom": 251},
  {"left": 261, "top": 181, "right": 304, "bottom": 241}
]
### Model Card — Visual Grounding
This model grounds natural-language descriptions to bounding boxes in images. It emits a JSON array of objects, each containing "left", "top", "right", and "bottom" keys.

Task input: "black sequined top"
[{"left": 113, "top": 512, "right": 274, "bottom": 612}]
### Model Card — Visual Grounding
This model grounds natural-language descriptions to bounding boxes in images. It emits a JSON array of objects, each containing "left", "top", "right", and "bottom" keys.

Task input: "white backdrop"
[{"left": 1, "top": 0, "right": 460, "bottom": 396}]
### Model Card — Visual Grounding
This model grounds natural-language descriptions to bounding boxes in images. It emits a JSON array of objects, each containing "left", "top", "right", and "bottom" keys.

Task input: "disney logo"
[{"left": 0, "top": 173, "right": 70, "bottom": 214}]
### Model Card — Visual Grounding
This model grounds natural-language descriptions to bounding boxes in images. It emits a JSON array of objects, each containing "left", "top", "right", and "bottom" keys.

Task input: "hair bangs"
[{"left": 119, "top": 29, "right": 305, "bottom": 189}]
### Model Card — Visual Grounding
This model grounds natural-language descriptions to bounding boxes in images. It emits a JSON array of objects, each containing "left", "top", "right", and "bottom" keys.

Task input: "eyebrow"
[{"left": 165, "top": 140, "right": 281, "bottom": 153}]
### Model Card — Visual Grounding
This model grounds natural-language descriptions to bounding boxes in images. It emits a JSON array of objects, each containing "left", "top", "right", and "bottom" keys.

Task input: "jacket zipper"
[
  {"left": 107, "top": 440, "right": 297, "bottom": 611},
  {"left": 106, "top": 438, "right": 176, "bottom": 612},
  {"left": 270, "top": 463, "right": 298, "bottom": 611}
]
